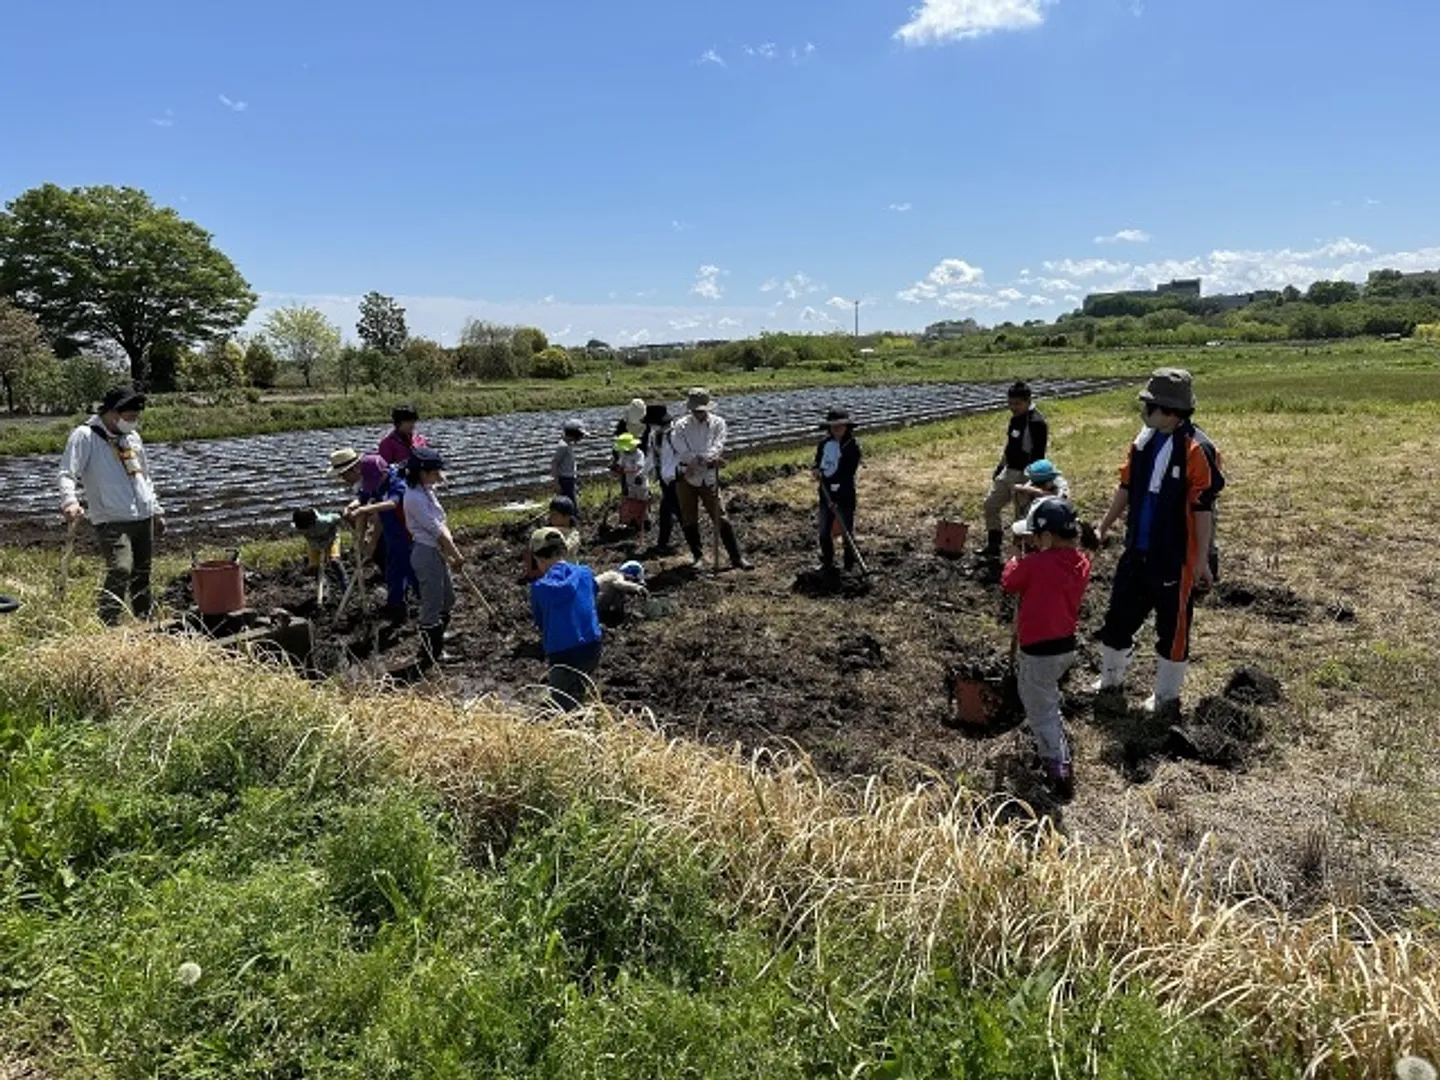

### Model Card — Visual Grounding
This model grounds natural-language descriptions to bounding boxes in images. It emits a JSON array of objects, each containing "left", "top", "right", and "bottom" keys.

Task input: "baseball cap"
[
  {"left": 1025, "top": 459, "right": 1059, "bottom": 484},
  {"left": 530, "top": 527, "right": 569, "bottom": 556},
  {"left": 549, "top": 495, "right": 577, "bottom": 518},
  {"left": 1012, "top": 496, "right": 1079, "bottom": 538},
  {"left": 619, "top": 560, "right": 645, "bottom": 582}
]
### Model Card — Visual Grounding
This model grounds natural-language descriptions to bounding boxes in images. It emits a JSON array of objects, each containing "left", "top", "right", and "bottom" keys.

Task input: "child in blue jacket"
[{"left": 529, "top": 527, "right": 603, "bottom": 711}]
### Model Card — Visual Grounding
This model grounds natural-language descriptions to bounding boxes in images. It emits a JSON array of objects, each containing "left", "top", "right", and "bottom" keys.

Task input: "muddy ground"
[{"left": 161, "top": 482, "right": 1354, "bottom": 855}]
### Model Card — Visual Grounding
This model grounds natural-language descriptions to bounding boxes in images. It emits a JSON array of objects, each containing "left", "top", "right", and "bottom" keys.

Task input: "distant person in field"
[
  {"left": 1092, "top": 368, "right": 1225, "bottom": 718},
  {"left": 1002, "top": 497, "right": 1091, "bottom": 801},
  {"left": 57, "top": 385, "right": 166, "bottom": 624},
  {"left": 551, "top": 418, "right": 588, "bottom": 514},
  {"left": 811, "top": 406, "right": 863, "bottom": 573},
  {"left": 670, "top": 388, "right": 753, "bottom": 571},
  {"left": 378, "top": 404, "right": 429, "bottom": 467},
  {"left": 529, "top": 526, "right": 604, "bottom": 711},
  {"left": 982, "top": 381, "right": 1048, "bottom": 557},
  {"left": 403, "top": 448, "right": 465, "bottom": 670}
]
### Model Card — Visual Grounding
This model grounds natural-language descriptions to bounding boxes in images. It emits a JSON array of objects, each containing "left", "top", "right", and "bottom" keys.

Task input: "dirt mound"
[
  {"left": 792, "top": 568, "right": 872, "bottom": 598},
  {"left": 1225, "top": 666, "right": 1284, "bottom": 707},
  {"left": 1213, "top": 580, "right": 1309, "bottom": 622}
]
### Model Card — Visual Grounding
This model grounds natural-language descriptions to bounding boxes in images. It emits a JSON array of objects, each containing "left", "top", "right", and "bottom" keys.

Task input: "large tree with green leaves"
[
  {"left": 356, "top": 292, "right": 408, "bottom": 356},
  {"left": 263, "top": 305, "right": 341, "bottom": 388},
  {"left": 0, "top": 297, "right": 55, "bottom": 412},
  {"left": 0, "top": 183, "right": 256, "bottom": 384}
]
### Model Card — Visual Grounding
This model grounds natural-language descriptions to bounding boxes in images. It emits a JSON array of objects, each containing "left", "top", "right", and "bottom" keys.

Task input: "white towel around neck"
[{"left": 1133, "top": 426, "right": 1175, "bottom": 495}]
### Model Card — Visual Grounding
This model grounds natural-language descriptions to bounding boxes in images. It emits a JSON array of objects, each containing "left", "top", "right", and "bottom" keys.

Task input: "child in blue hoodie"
[{"left": 529, "top": 527, "right": 603, "bottom": 711}]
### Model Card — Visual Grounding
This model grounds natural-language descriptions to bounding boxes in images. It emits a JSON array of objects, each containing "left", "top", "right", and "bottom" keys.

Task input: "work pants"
[
  {"left": 818, "top": 491, "right": 857, "bottom": 569},
  {"left": 95, "top": 518, "right": 155, "bottom": 625},
  {"left": 983, "top": 469, "right": 1034, "bottom": 532},
  {"left": 411, "top": 543, "right": 455, "bottom": 630},
  {"left": 1099, "top": 550, "right": 1197, "bottom": 662},
  {"left": 546, "top": 641, "right": 602, "bottom": 711}
]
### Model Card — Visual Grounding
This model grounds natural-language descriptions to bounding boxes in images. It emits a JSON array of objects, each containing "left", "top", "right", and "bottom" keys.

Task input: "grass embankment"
[
  {"left": 0, "top": 632, "right": 1422, "bottom": 1078},
  {"left": 2, "top": 348, "right": 1439, "bottom": 1075},
  {"left": 1, "top": 338, "right": 1426, "bottom": 456}
]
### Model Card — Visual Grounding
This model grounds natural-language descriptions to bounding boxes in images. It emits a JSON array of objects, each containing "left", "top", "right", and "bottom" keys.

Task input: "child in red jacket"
[{"left": 1001, "top": 497, "right": 1092, "bottom": 800}]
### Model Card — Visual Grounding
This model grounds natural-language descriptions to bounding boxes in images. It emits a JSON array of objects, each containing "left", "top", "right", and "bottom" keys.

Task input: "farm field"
[{"left": 2, "top": 347, "right": 1439, "bottom": 1076}]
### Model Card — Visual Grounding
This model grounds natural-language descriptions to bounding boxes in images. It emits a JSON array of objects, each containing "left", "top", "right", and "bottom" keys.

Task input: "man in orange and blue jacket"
[{"left": 1092, "top": 369, "right": 1225, "bottom": 717}]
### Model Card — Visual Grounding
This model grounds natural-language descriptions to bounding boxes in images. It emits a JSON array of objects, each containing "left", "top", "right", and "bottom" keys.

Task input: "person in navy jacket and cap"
[{"left": 811, "top": 406, "right": 863, "bottom": 572}]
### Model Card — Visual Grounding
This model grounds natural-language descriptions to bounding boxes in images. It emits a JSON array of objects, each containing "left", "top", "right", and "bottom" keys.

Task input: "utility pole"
[{"left": 853, "top": 299, "right": 860, "bottom": 340}]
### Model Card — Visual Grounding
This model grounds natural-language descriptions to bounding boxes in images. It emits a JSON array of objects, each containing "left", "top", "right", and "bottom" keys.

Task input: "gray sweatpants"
[
  {"left": 410, "top": 542, "right": 455, "bottom": 629},
  {"left": 1017, "top": 650, "right": 1074, "bottom": 765}
]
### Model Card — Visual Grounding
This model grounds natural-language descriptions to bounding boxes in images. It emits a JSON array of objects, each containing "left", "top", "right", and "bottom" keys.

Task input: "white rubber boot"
[
  {"left": 1143, "top": 659, "right": 1188, "bottom": 715},
  {"left": 1090, "top": 646, "right": 1131, "bottom": 693}
]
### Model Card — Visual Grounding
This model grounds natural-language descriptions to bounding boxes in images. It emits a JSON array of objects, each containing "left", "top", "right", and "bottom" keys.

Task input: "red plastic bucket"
[
  {"left": 192, "top": 560, "right": 245, "bottom": 615},
  {"left": 619, "top": 498, "right": 648, "bottom": 526},
  {"left": 935, "top": 520, "right": 969, "bottom": 556}
]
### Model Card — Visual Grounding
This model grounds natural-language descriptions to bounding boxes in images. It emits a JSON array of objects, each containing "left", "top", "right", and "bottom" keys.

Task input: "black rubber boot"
[
  {"left": 441, "top": 611, "right": 457, "bottom": 645},
  {"left": 418, "top": 625, "right": 448, "bottom": 670},
  {"left": 721, "top": 521, "right": 754, "bottom": 571},
  {"left": 983, "top": 529, "right": 1004, "bottom": 557},
  {"left": 683, "top": 525, "right": 705, "bottom": 568}
]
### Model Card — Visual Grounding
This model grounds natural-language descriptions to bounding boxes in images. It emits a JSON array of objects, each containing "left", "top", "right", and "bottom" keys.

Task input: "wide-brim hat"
[
  {"left": 624, "top": 398, "right": 647, "bottom": 426},
  {"left": 1138, "top": 367, "right": 1196, "bottom": 412},
  {"left": 614, "top": 433, "right": 641, "bottom": 453},
  {"left": 101, "top": 386, "right": 146, "bottom": 414},
  {"left": 644, "top": 403, "right": 672, "bottom": 426},
  {"left": 563, "top": 419, "right": 590, "bottom": 437},
  {"left": 326, "top": 447, "right": 362, "bottom": 475},
  {"left": 820, "top": 406, "right": 854, "bottom": 430},
  {"left": 686, "top": 387, "right": 712, "bottom": 411}
]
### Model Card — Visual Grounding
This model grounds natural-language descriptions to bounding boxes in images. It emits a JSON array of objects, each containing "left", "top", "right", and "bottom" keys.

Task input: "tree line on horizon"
[{"left": 0, "top": 182, "right": 1436, "bottom": 415}]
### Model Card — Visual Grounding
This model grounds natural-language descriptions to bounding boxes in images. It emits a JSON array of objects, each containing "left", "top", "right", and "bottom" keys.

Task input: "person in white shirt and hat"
[
  {"left": 668, "top": 387, "right": 753, "bottom": 571},
  {"left": 58, "top": 385, "right": 167, "bottom": 624}
]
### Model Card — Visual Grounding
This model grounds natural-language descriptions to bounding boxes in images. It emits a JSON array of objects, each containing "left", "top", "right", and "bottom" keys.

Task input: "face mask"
[
  {"left": 1140, "top": 405, "right": 1161, "bottom": 430},
  {"left": 115, "top": 419, "right": 139, "bottom": 435}
]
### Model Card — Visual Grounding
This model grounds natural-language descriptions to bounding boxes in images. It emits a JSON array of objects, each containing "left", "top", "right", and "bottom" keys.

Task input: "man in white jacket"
[
  {"left": 669, "top": 388, "right": 753, "bottom": 571},
  {"left": 58, "top": 386, "right": 167, "bottom": 624}
]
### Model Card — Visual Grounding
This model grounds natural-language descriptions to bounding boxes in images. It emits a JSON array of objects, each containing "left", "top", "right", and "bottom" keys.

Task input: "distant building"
[
  {"left": 1208, "top": 289, "right": 1280, "bottom": 313},
  {"left": 923, "top": 318, "right": 982, "bottom": 340},
  {"left": 1083, "top": 278, "right": 1200, "bottom": 312}
]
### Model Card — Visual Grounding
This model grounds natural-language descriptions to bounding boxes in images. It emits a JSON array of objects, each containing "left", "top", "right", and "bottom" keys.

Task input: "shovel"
[
  {"left": 56, "top": 515, "right": 80, "bottom": 598},
  {"left": 819, "top": 483, "right": 870, "bottom": 577},
  {"left": 335, "top": 525, "right": 364, "bottom": 617}
]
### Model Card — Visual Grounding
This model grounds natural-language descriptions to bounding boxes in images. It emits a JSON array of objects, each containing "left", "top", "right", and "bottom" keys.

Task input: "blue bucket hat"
[
  {"left": 1025, "top": 459, "right": 1059, "bottom": 484},
  {"left": 619, "top": 560, "right": 646, "bottom": 583}
]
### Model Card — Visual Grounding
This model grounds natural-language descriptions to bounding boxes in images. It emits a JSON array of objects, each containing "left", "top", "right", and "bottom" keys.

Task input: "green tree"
[
  {"left": 359, "top": 347, "right": 393, "bottom": 391},
  {"left": 459, "top": 318, "right": 516, "bottom": 348},
  {"left": 1305, "top": 280, "right": 1360, "bottom": 306},
  {"left": 531, "top": 346, "right": 574, "bottom": 379},
  {"left": 0, "top": 183, "right": 255, "bottom": 384},
  {"left": 0, "top": 297, "right": 55, "bottom": 412},
  {"left": 511, "top": 326, "right": 549, "bottom": 357},
  {"left": 146, "top": 338, "right": 185, "bottom": 393},
  {"left": 357, "top": 292, "right": 408, "bottom": 356},
  {"left": 335, "top": 345, "right": 364, "bottom": 395},
  {"left": 401, "top": 337, "right": 452, "bottom": 391},
  {"left": 189, "top": 337, "right": 246, "bottom": 391},
  {"left": 263, "top": 305, "right": 340, "bottom": 388},
  {"left": 243, "top": 339, "right": 279, "bottom": 389},
  {"left": 457, "top": 342, "right": 515, "bottom": 380},
  {"left": 1280, "top": 285, "right": 1303, "bottom": 305}
]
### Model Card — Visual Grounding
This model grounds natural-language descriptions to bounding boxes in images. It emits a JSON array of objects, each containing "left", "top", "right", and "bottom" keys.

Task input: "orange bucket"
[
  {"left": 935, "top": 520, "right": 969, "bottom": 556},
  {"left": 619, "top": 498, "right": 648, "bottom": 526},
  {"left": 192, "top": 560, "right": 245, "bottom": 615}
]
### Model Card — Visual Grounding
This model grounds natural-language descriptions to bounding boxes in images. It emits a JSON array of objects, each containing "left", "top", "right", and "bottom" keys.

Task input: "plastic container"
[
  {"left": 191, "top": 560, "right": 245, "bottom": 615},
  {"left": 619, "top": 498, "right": 648, "bottom": 526},
  {"left": 934, "top": 520, "right": 969, "bottom": 556}
]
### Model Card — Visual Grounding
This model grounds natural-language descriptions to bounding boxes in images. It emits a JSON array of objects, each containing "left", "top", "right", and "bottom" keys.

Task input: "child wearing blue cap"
[
  {"left": 595, "top": 560, "right": 648, "bottom": 625},
  {"left": 1014, "top": 458, "right": 1070, "bottom": 503}
]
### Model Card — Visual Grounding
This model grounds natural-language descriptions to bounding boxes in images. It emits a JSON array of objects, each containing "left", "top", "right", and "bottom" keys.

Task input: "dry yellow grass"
[{"left": 3, "top": 628, "right": 1437, "bottom": 1076}]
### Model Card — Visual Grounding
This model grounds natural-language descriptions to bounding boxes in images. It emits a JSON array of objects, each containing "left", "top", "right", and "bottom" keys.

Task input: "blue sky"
[{"left": 2, "top": 0, "right": 1438, "bottom": 347}]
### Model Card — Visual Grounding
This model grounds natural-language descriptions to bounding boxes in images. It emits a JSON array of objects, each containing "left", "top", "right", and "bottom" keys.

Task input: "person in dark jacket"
[
  {"left": 529, "top": 527, "right": 604, "bottom": 711},
  {"left": 646, "top": 404, "right": 682, "bottom": 555},
  {"left": 811, "top": 406, "right": 863, "bottom": 572},
  {"left": 982, "top": 381, "right": 1048, "bottom": 556},
  {"left": 1092, "top": 368, "right": 1225, "bottom": 718}
]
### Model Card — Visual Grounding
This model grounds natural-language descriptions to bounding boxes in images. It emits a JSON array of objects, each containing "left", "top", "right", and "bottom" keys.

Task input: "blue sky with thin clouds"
[{"left": 1, "top": 0, "right": 1436, "bottom": 346}]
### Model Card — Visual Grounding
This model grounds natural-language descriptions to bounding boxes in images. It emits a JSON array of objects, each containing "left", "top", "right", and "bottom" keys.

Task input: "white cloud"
[
  {"left": 149, "top": 109, "right": 174, "bottom": 128},
  {"left": 541, "top": 294, "right": 556, "bottom": 304},
  {"left": 996, "top": 287, "right": 1025, "bottom": 302},
  {"left": 888, "top": 202, "right": 913, "bottom": 212},
  {"left": 826, "top": 296, "right": 855, "bottom": 309},
  {"left": 790, "top": 42, "right": 818, "bottom": 63},
  {"left": 895, "top": 0, "right": 1052, "bottom": 45},
  {"left": 218, "top": 94, "right": 248, "bottom": 112},
  {"left": 759, "top": 277, "right": 778, "bottom": 293},
  {"left": 1365, "top": 197, "right": 1382, "bottom": 207},
  {"left": 1094, "top": 228, "right": 1151, "bottom": 245},
  {"left": 635, "top": 289, "right": 657, "bottom": 298},
  {"left": 1026, "top": 295, "right": 1051, "bottom": 307},
  {"left": 1041, "top": 257, "right": 1132, "bottom": 278},
  {"left": 698, "top": 48, "right": 726, "bottom": 67},
  {"left": 671, "top": 219, "right": 691, "bottom": 232},
  {"left": 937, "top": 290, "right": 1007, "bottom": 311},
  {"left": 716, "top": 316, "right": 744, "bottom": 329},
  {"left": 618, "top": 329, "right": 652, "bottom": 345},
  {"left": 669, "top": 315, "right": 706, "bottom": 331},
  {"left": 691, "top": 265, "right": 725, "bottom": 300},
  {"left": 744, "top": 42, "right": 779, "bottom": 59},
  {"left": 1063, "top": 294, "right": 1081, "bottom": 304},
  {"left": 897, "top": 257, "right": 985, "bottom": 303},
  {"left": 782, "top": 272, "right": 821, "bottom": 300},
  {"left": 799, "top": 306, "right": 834, "bottom": 324},
  {"left": 551, "top": 324, "right": 574, "bottom": 340}
]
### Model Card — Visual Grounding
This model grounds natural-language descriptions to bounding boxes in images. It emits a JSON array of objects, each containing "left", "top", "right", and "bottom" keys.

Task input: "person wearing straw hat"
[
  {"left": 1091, "top": 368, "right": 1225, "bottom": 718},
  {"left": 810, "top": 406, "right": 863, "bottom": 573},
  {"left": 326, "top": 446, "right": 363, "bottom": 492},
  {"left": 377, "top": 404, "right": 429, "bottom": 467},
  {"left": 58, "top": 385, "right": 166, "bottom": 624},
  {"left": 669, "top": 387, "right": 753, "bottom": 571},
  {"left": 982, "top": 381, "right": 1049, "bottom": 558},
  {"left": 402, "top": 447, "right": 465, "bottom": 669},
  {"left": 529, "top": 526, "right": 604, "bottom": 711}
]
